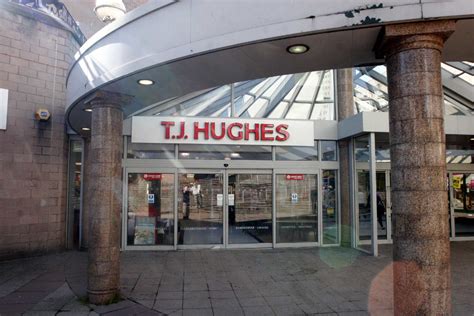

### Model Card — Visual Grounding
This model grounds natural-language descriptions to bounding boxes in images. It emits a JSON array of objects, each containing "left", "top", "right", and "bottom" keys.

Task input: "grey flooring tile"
[
  {"left": 183, "top": 298, "right": 211, "bottom": 309},
  {"left": 243, "top": 305, "right": 275, "bottom": 316},
  {"left": 213, "top": 306, "right": 245, "bottom": 316},
  {"left": 182, "top": 308, "right": 213, "bottom": 316}
]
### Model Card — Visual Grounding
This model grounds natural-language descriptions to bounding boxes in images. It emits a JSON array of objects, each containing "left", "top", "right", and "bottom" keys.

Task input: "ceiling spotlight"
[
  {"left": 230, "top": 153, "right": 240, "bottom": 158},
  {"left": 470, "top": 137, "right": 474, "bottom": 141},
  {"left": 94, "top": 0, "right": 126, "bottom": 23},
  {"left": 287, "top": 44, "right": 309, "bottom": 54},
  {"left": 180, "top": 152, "right": 190, "bottom": 157},
  {"left": 82, "top": 127, "right": 91, "bottom": 131},
  {"left": 84, "top": 108, "right": 92, "bottom": 112},
  {"left": 138, "top": 79, "right": 155, "bottom": 86}
]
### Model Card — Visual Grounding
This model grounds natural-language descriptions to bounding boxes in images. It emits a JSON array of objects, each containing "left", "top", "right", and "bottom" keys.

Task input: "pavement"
[{"left": 0, "top": 242, "right": 473, "bottom": 316}]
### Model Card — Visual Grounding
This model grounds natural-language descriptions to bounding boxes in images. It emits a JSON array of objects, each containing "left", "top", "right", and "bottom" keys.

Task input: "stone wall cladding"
[{"left": 0, "top": 8, "right": 80, "bottom": 260}]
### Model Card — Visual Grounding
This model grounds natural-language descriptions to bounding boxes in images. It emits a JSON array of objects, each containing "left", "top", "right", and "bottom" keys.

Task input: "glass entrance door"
[
  {"left": 357, "top": 170, "right": 391, "bottom": 244},
  {"left": 227, "top": 173, "right": 273, "bottom": 245},
  {"left": 178, "top": 172, "right": 224, "bottom": 246}
]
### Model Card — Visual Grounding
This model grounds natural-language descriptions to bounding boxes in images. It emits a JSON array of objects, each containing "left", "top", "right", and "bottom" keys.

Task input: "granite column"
[
  {"left": 377, "top": 21, "right": 456, "bottom": 315},
  {"left": 87, "top": 91, "right": 125, "bottom": 305},
  {"left": 337, "top": 68, "right": 355, "bottom": 247}
]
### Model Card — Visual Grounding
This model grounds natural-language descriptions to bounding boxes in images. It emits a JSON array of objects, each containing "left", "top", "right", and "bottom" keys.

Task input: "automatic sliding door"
[
  {"left": 276, "top": 174, "right": 318, "bottom": 243},
  {"left": 178, "top": 173, "right": 223, "bottom": 245},
  {"left": 228, "top": 173, "right": 272, "bottom": 244}
]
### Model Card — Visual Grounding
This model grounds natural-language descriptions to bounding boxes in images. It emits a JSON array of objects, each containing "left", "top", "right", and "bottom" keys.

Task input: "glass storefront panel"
[
  {"left": 228, "top": 174, "right": 272, "bottom": 244},
  {"left": 127, "top": 173, "right": 175, "bottom": 246},
  {"left": 323, "top": 170, "right": 338, "bottom": 244},
  {"left": 67, "top": 139, "right": 83, "bottom": 249},
  {"left": 179, "top": 145, "right": 272, "bottom": 160},
  {"left": 276, "top": 174, "right": 318, "bottom": 243},
  {"left": 452, "top": 173, "right": 474, "bottom": 237},
  {"left": 357, "top": 171, "right": 388, "bottom": 241},
  {"left": 275, "top": 141, "right": 318, "bottom": 161},
  {"left": 178, "top": 173, "right": 223, "bottom": 245},
  {"left": 321, "top": 141, "right": 337, "bottom": 161},
  {"left": 357, "top": 171, "right": 371, "bottom": 241}
]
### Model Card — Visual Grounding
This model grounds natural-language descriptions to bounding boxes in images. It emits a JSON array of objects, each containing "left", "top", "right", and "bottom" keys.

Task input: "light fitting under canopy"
[{"left": 94, "top": 0, "right": 126, "bottom": 22}]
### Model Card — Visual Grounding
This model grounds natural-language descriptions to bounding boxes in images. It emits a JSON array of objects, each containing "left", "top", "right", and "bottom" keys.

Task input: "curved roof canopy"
[{"left": 66, "top": 0, "right": 474, "bottom": 134}]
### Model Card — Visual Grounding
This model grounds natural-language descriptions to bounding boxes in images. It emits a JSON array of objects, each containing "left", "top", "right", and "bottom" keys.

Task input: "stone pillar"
[
  {"left": 376, "top": 20, "right": 456, "bottom": 315},
  {"left": 87, "top": 91, "right": 126, "bottom": 305},
  {"left": 81, "top": 137, "right": 91, "bottom": 249},
  {"left": 337, "top": 68, "right": 355, "bottom": 247}
]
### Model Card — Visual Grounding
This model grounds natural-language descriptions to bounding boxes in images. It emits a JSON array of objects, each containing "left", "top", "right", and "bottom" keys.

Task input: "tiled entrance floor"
[{"left": 0, "top": 242, "right": 473, "bottom": 315}]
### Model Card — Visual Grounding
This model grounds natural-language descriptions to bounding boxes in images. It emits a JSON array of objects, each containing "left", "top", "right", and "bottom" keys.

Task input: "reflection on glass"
[
  {"left": 179, "top": 145, "right": 272, "bottom": 160},
  {"left": 452, "top": 173, "right": 474, "bottom": 237},
  {"left": 275, "top": 141, "right": 318, "bottom": 161},
  {"left": 127, "top": 173, "right": 174, "bottom": 246},
  {"left": 228, "top": 174, "right": 272, "bottom": 244},
  {"left": 321, "top": 141, "right": 337, "bottom": 161},
  {"left": 276, "top": 174, "right": 317, "bottom": 243},
  {"left": 127, "top": 137, "right": 175, "bottom": 159},
  {"left": 357, "top": 171, "right": 388, "bottom": 241},
  {"left": 178, "top": 173, "right": 223, "bottom": 245},
  {"left": 357, "top": 171, "right": 371, "bottom": 241},
  {"left": 323, "top": 170, "right": 338, "bottom": 244},
  {"left": 67, "top": 140, "right": 82, "bottom": 249}
]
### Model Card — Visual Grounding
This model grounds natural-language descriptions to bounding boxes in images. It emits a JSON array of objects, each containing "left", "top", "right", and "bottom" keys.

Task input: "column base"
[{"left": 88, "top": 289, "right": 120, "bottom": 305}]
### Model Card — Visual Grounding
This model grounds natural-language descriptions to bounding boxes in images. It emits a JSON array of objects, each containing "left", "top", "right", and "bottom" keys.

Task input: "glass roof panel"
[
  {"left": 295, "top": 72, "right": 322, "bottom": 103},
  {"left": 286, "top": 102, "right": 311, "bottom": 119},
  {"left": 268, "top": 101, "right": 288, "bottom": 119},
  {"left": 316, "top": 71, "right": 334, "bottom": 102}
]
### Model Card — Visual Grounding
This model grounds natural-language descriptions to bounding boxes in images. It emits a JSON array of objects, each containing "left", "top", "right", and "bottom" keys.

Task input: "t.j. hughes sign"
[{"left": 132, "top": 117, "right": 314, "bottom": 147}]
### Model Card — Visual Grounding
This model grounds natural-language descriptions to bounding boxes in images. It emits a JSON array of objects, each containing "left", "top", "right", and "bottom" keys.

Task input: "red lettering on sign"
[
  {"left": 275, "top": 124, "right": 289, "bottom": 141},
  {"left": 244, "top": 123, "right": 260, "bottom": 140},
  {"left": 161, "top": 121, "right": 175, "bottom": 139},
  {"left": 261, "top": 124, "right": 274, "bottom": 141},
  {"left": 144, "top": 173, "right": 162, "bottom": 181},
  {"left": 210, "top": 122, "right": 226, "bottom": 140},
  {"left": 194, "top": 122, "right": 209, "bottom": 140},
  {"left": 228, "top": 123, "right": 243, "bottom": 140},
  {"left": 286, "top": 174, "right": 304, "bottom": 181}
]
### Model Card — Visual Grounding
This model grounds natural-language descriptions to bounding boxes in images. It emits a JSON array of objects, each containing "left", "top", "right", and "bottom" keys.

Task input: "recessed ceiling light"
[
  {"left": 287, "top": 44, "right": 309, "bottom": 54},
  {"left": 82, "top": 127, "right": 91, "bottom": 131},
  {"left": 75, "top": 162, "right": 82, "bottom": 166},
  {"left": 138, "top": 79, "right": 154, "bottom": 86},
  {"left": 84, "top": 108, "right": 92, "bottom": 112},
  {"left": 230, "top": 153, "right": 240, "bottom": 158},
  {"left": 470, "top": 137, "right": 474, "bottom": 141},
  {"left": 180, "top": 152, "right": 190, "bottom": 157}
]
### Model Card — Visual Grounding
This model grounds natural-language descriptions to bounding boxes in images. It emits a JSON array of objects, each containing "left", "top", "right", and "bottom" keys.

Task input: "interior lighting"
[
  {"left": 94, "top": 0, "right": 126, "bottom": 23},
  {"left": 75, "top": 162, "right": 82, "bottom": 166},
  {"left": 181, "top": 152, "right": 190, "bottom": 157},
  {"left": 470, "top": 137, "right": 474, "bottom": 141},
  {"left": 138, "top": 79, "right": 155, "bottom": 86},
  {"left": 82, "top": 127, "right": 91, "bottom": 131},
  {"left": 84, "top": 108, "right": 92, "bottom": 112},
  {"left": 230, "top": 153, "right": 240, "bottom": 158},
  {"left": 287, "top": 44, "right": 309, "bottom": 54}
]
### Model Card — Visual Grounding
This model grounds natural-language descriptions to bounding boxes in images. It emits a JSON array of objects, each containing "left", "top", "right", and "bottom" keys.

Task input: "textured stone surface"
[
  {"left": 87, "top": 94, "right": 124, "bottom": 305},
  {"left": 0, "top": 6, "right": 81, "bottom": 260},
  {"left": 337, "top": 68, "right": 355, "bottom": 247},
  {"left": 379, "top": 20, "right": 456, "bottom": 315}
]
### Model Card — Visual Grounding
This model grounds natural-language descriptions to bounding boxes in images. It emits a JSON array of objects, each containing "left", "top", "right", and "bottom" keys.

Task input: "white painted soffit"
[
  {"left": 66, "top": 0, "right": 474, "bottom": 134},
  {"left": 338, "top": 112, "right": 474, "bottom": 139}
]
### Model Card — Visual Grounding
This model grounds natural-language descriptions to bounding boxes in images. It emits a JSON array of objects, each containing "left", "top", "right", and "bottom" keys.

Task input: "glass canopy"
[
  {"left": 131, "top": 62, "right": 473, "bottom": 119},
  {"left": 131, "top": 70, "right": 335, "bottom": 120},
  {"left": 354, "top": 62, "right": 473, "bottom": 116}
]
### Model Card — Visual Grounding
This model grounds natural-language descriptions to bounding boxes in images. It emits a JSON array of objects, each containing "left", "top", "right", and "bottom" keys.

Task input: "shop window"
[
  {"left": 127, "top": 173, "right": 175, "bottom": 246},
  {"left": 275, "top": 141, "right": 318, "bottom": 161},
  {"left": 321, "top": 140, "right": 337, "bottom": 161},
  {"left": 322, "top": 170, "right": 338, "bottom": 244},
  {"left": 66, "top": 139, "right": 83, "bottom": 249}
]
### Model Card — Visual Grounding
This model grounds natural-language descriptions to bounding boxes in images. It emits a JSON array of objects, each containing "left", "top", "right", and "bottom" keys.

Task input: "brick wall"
[{"left": 0, "top": 7, "right": 80, "bottom": 260}]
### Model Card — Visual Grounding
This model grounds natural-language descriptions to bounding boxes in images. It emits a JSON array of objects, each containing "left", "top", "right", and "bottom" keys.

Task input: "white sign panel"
[
  {"left": 216, "top": 194, "right": 223, "bottom": 206},
  {"left": 132, "top": 116, "right": 314, "bottom": 147},
  {"left": 228, "top": 194, "right": 235, "bottom": 206},
  {"left": 0, "top": 89, "right": 8, "bottom": 130}
]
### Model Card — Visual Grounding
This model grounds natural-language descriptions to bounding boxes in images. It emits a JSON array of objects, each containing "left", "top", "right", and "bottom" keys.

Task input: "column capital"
[
  {"left": 85, "top": 90, "right": 133, "bottom": 110},
  {"left": 374, "top": 20, "right": 456, "bottom": 59}
]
